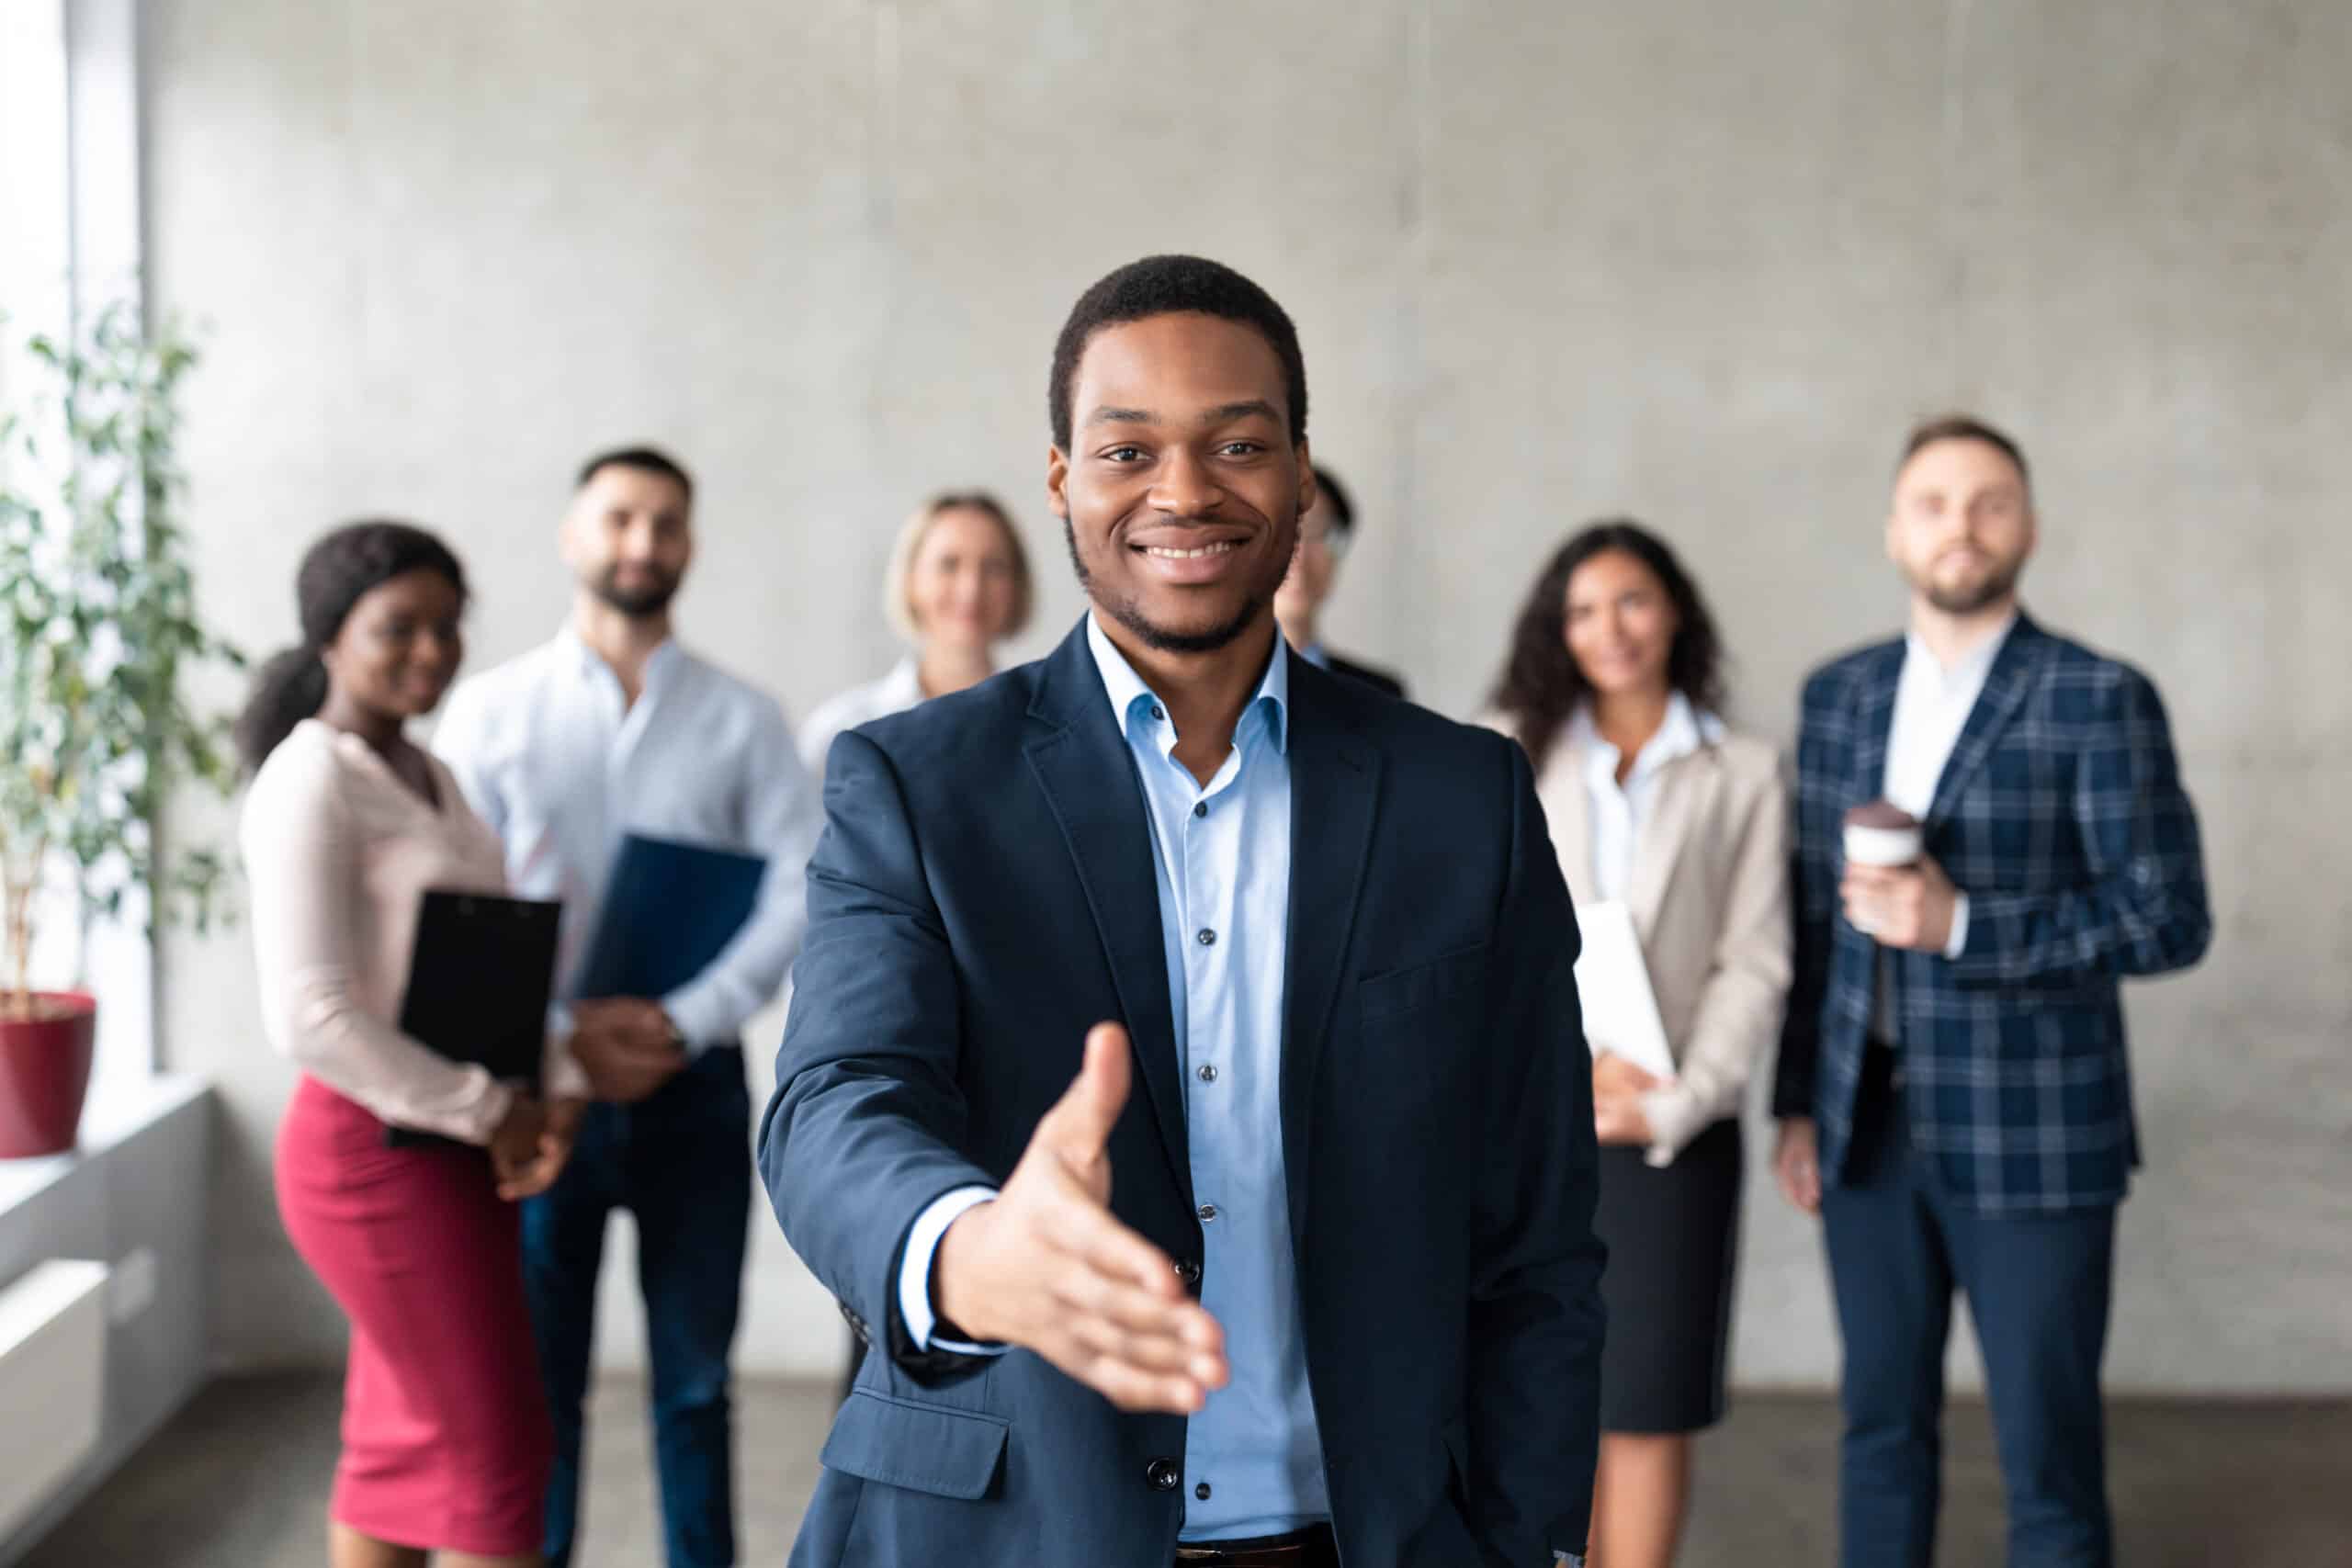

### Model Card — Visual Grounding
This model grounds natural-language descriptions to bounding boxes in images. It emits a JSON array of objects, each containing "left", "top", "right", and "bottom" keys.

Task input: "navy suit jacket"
[
  {"left": 1772, "top": 614, "right": 2211, "bottom": 1210},
  {"left": 759, "top": 619, "right": 1604, "bottom": 1566}
]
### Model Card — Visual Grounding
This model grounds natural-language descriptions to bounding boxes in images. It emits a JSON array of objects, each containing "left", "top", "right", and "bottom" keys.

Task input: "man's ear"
[{"left": 1046, "top": 445, "right": 1071, "bottom": 519}]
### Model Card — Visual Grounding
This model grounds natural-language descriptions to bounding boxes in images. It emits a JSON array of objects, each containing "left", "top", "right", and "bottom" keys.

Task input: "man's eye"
[
  {"left": 1220, "top": 443, "right": 1263, "bottom": 457},
  {"left": 1102, "top": 446, "right": 1145, "bottom": 462}
]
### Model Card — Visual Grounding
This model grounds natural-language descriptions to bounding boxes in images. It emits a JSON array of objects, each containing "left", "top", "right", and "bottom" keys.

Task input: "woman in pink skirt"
[{"left": 238, "top": 522, "right": 585, "bottom": 1567}]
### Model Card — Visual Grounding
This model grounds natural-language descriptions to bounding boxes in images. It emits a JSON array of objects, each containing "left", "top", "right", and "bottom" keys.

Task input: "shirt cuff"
[
  {"left": 1943, "top": 892, "right": 1972, "bottom": 960},
  {"left": 659, "top": 987, "right": 726, "bottom": 1056},
  {"left": 899, "top": 1186, "right": 1005, "bottom": 1356},
  {"left": 1638, "top": 1082, "right": 1710, "bottom": 1168}
]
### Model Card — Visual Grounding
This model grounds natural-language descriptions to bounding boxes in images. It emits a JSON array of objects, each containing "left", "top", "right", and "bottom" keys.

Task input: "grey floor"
[{"left": 22, "top": 1373, "right": 2351, "bottom": 1565}]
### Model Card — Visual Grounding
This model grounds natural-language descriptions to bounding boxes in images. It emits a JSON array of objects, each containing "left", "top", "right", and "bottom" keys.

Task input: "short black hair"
[
  {"left": 1899, "top": 414, "right": 2030, "bottom": 491},
  {"left": 1310, "top": 465, "right": 1355, "bottom": 536},
  {"left": 577, "top": 445, "right": 695, "bottom": 502},
  {"left": 1049, "top": 255, "right": 1307, "bottom": 451}
]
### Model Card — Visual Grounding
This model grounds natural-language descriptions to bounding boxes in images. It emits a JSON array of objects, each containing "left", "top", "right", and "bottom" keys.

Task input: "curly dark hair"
[
  {"left": 1048, "top": 254, "right": 1306, "bottom": 451},
  {"left": 1487, "top": 520, "right": 1726, "bottom": 773},
  {"left": 232, "top": 521, "right": 469, "bottom": 774}
]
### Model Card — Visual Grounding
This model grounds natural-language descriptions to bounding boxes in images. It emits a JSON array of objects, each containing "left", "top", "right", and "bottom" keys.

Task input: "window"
[{"left": 3, "top": 0, "right": 156, "bottom": 1104}]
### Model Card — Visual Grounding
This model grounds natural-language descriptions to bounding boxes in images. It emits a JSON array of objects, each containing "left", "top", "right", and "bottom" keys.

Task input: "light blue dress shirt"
[{"left": 899, "top": 614, "right": 1329, "bottom": 1541}]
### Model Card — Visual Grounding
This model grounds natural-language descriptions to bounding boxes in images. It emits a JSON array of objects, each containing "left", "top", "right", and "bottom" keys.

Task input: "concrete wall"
[{"left": 144, "top": 0, "right": 2351, "bottom": 1391}]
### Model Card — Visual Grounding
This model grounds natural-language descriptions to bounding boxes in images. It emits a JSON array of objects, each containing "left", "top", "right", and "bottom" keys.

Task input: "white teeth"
[{"left": 1144, "top": 541, "right": 1240, "bottom": 559}]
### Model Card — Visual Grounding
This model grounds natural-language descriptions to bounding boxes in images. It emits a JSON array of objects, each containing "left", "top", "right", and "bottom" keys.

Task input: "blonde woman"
[{"left": 797, "top": 492, "right": 1034, "bottom": 778}]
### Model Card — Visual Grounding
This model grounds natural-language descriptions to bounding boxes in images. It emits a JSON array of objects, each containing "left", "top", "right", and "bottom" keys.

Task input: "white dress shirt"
[
  {"left": 1567, "top": 693, "right": 1725, "bottom": 902},
  {"left": 797, "top": 658, "right": 926, "bottom": 779},
  {"left": 1871, "top": 614, "right": 2016, "bottom": 1032},
  {"left": 432, "top": 628, "right": 824, "bottom": 1051}
]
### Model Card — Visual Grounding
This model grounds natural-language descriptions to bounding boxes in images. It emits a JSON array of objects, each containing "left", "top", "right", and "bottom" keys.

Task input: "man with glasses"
[{"left": 1273, "top": 465, "right": 1408, "bottom": 699}]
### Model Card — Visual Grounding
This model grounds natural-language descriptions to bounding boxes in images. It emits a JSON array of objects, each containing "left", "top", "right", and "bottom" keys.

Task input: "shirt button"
[
  {"left": 1146, "top": 1457, "right": 1180, "bottom": 1491},
  {"left": 1193, "top": 801, "right": 1207, "bottom": 818},
  {"left": 1196, "top": 928, "right": 1216, "bottom": 947},
  {"left": 1196, "top": 1064, "right": 1217, "bottom": 1083},
  {"left": 1195, "top": 1481, "right": 1213, "bottom": 1502},
  {"left": 1198, "top": 1203, "right": 1218, "bottom": 1223},
  {"left": 1150, "top": 704, "right": 1166, "bottom": 721},
  {"left": 1174, "top": 1258, "right": 1202, "bottom": 1285}
]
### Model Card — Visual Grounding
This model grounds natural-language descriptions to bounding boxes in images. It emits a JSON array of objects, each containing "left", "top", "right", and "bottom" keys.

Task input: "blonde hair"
[{"left": 884, "top": 491, "right": 1034, "bottom": 645}]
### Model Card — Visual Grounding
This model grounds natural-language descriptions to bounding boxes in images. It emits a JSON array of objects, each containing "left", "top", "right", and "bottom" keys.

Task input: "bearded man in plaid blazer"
[{"left": 1771, "top": 415, "right": 2211, "bottom": 1568}]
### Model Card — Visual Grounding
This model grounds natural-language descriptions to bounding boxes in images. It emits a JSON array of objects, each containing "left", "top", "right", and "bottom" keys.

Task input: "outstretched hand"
[{"left": 933, "top": 1022, "right": 1229, "bottom": 1413}]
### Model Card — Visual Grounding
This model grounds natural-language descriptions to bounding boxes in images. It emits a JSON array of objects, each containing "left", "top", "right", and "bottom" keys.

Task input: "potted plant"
[{"left": 0, "top": 300, "right": 242, "bottom": 1157}]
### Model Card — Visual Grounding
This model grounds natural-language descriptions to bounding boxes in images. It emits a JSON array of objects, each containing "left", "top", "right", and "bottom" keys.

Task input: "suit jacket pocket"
[
  {"left": 820, "top": 1389, "right": 1009, "bottom": 1499},
  {"left": 1359, "top": 943, "right": 1491, "bottom": 1021}
]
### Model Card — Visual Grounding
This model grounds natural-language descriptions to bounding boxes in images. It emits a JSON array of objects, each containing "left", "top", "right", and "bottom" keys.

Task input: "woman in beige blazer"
[{"left": 1486, "top": 521, "right": 1792, "bottom": 1568}]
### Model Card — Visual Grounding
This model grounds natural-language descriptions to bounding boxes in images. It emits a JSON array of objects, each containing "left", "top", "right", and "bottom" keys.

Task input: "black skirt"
[{"left": 1591, "top": 1115, "right": 1744, "bottom": 1434}]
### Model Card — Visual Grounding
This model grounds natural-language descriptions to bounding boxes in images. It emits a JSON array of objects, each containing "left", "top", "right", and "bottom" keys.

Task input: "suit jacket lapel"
[
  {"left": 1281, "top": 656, "right": 1380, "bottom": 1248},
  {"left": 1542, "top": 740, "right": 1598, "bottom": 908},
  {"left": 1626, "top": 747, "right": 1718, "bottom": 937},
  {"left": 1856, "top": 643, "right": 1905, "bottom": 804},
  {"left": 1925, "top": 616, "right": 2049, "bottom": 830},
  {"left": 1023, "top": 624, "right": 1192, "bottom": 1208}
]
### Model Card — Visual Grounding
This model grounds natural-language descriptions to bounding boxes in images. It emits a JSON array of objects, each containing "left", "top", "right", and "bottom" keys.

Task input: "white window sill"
[{"left": 0, "top": 1076, "right": 209, "bottom": 1221}]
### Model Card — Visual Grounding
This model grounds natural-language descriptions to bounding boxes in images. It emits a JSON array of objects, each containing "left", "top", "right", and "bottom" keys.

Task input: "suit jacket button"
[
  {"left": 1147, "top": 1457, "right": 1181, "bottom": 1491},
  {"left": 1175, "top": 1258, "right": 1202, "bottom": 1286}
]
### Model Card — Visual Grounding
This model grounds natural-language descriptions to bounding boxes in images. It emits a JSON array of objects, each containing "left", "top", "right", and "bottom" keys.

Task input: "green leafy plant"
[{"left": 1, "top": 300, "right": 243, "bottom": 1020}]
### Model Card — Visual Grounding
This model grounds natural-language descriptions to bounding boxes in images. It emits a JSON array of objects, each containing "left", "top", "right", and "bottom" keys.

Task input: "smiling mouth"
[{"left": 1138, "top": 540, "right": 1243, "bottom": 560}]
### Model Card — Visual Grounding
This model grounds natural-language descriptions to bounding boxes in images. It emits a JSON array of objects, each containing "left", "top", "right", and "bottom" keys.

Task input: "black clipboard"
[{"left": 385, "top": 888, "right": 562, "bottom": 1148}]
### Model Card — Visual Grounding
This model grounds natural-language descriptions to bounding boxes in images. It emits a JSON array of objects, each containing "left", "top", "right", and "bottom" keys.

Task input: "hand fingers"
[
  {"left": 1048, "top": 1254, "right": 1223, "bottom": 1356},
  {"left": 1046, "top": 1185, "right": 1184, "bottom": 1303},
  {"left": 1054, "top": 1291, "right": 1228, "bottom": 1386},
  {"left": 1042, "top": 1022, "right": 1133, "bottom": 1159},
  {"left": 1056, "top": 1346, "right": 1212, "bottom": 1415}
]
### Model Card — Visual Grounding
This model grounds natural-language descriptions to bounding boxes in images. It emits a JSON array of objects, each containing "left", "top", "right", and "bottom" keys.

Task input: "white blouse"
[
  {"left": 1567, "top": 693, "right": 1726, "bottom": 900},
  {"left": 797, "top": 659, "right": 927, "bottom": 779}
]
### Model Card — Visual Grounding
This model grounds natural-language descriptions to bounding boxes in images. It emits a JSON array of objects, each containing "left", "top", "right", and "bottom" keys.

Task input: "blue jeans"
[
  {"left": 1821, "top": 1050, "right": 2117, "bottom": 1568},
  {"left": 525, "top": 1045, "right": 752, "bottom": 1568}
]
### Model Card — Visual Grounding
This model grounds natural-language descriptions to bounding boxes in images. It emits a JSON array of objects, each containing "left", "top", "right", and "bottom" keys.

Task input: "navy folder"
[{"left": 571, "top": 832, "right": 768, "bottom": 1007}]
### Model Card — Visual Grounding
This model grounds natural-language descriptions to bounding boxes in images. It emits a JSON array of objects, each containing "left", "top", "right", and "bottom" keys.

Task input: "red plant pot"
[{"left": 0, "top": 991, "right": 98, "bottom": 1158}]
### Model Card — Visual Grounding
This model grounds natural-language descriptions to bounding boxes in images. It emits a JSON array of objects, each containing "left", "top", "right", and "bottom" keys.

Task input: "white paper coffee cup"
[{"left": 1844, "top": 820, "right": 1924, "bottom": 867}]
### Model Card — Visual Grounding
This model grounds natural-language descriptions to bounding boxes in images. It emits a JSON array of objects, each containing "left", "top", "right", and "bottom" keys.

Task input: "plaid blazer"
[{"left": 1771, "top": 614, "right": 2211, "bottom": 1211}]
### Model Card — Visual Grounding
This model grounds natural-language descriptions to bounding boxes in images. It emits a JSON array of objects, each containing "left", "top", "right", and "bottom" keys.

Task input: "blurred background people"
[
  {"left": 797, "top": 491, "right": 1035, "bottom": 779},
  {"left": 435, "top": 448, "right": 824, "bottom": 1568},
  {"left": 1273, "top": 464, "right": 1408, "bottom": 699},
  {"left": 1487, "top": 520, "right": 1791, "bottom": 1568},
  {"left": 237, "top": 521, "right": 582, "bottom": 1568}
]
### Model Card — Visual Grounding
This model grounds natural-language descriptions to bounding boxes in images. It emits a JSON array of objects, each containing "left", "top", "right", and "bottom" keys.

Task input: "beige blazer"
[{"left": 1519, "top": 719, "right": 1794, "bottom": 1163}]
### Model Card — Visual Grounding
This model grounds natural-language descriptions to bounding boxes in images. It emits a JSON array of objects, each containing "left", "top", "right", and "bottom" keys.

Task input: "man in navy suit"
[
  {"left": 1772, "top": 415, "right": 2211, "bottom": 1567},
  {"left": 759, "top": 255, "right": 1604, "bottom": 1567}
]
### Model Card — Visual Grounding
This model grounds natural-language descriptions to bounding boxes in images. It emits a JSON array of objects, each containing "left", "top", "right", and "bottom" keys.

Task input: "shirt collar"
[
  {"left": 1085, "top": 612, "right": 1290, "bottom": 756},
  {"left": 557, "top": 622, "right": 683, "bottom": 689},
  {"left": 1566, "top": 691, "right": 1720, "bottom": 788},
  {"left": 1903, "top": 609, "right": 2018, "bottom": 694},
  {"left": 880, "top": 657, "right": 925, "bottom": 709}
]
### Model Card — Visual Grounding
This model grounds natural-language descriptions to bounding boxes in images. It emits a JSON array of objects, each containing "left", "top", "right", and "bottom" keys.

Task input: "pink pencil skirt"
[{"left": 275, "top": 1075, "right": 552, "bottom": 1555}]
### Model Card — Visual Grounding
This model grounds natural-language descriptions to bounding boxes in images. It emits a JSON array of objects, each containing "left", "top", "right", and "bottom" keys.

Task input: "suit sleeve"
[
  {"left": 1948, "top": 666, "right": 2211, "bottom": 988},
  {"left": 1466, "top": 738, "right": 1606, "bottom": 1567},
  {"left": 753, "top": 730, "right": 1000, "bottom": 1383},
  {"left": 1772, "top": 672, "right": 1842, "bottom": 1119}
]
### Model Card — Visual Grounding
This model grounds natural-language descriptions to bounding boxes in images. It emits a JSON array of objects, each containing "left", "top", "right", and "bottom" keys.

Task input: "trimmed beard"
[{"left": 1064, "top": 519, "right": 1283, "bottom": 655}]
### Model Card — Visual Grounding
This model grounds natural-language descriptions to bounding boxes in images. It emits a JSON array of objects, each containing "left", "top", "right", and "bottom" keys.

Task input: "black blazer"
[
  {"left": 759, "top": 618, "right": 1603, "bottom": 1566},
  {"left": 1323, "top": 648, "right": 1408, "bottom": 700}
]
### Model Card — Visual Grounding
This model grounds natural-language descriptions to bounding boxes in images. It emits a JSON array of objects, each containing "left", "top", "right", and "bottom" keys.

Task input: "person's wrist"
[{"left": 931, "top": 1200, "right": 998, "bottom": 1344}]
